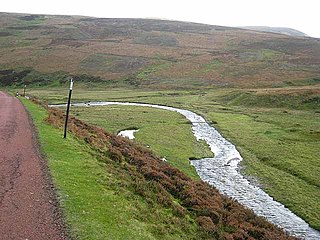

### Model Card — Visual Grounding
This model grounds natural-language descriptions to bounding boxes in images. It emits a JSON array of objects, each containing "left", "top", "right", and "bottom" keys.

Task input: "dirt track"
[{"left": 0, "top": 92, "right": 67, "bottom": 239}]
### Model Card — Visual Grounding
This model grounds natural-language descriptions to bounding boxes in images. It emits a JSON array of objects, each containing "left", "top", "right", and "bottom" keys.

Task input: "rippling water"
[{"left": 51, "top": 101, "right": 320, "bottom": 239}]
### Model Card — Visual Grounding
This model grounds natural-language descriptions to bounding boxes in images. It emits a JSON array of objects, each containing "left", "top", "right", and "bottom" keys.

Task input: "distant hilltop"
[{"left": 241, "top": 26, "right": 308, "bottom": 37}]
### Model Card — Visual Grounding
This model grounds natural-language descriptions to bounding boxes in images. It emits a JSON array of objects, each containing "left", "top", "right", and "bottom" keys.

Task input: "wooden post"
[
  {"left": 23, "top": 85, "right": 26, "bottom": 97},
  {"left": 63, "top": 78, "right": 73, "bottom": 139}
]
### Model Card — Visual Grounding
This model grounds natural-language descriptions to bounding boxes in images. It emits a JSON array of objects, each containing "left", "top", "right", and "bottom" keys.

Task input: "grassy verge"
[{"left": 21, "top": 99, "right": 208, "bottom": 239}]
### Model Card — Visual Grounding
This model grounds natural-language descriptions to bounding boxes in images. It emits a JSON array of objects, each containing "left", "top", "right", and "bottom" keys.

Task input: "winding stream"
[{"left": 51, "top": 101, "right": 320, "bottom": 239}]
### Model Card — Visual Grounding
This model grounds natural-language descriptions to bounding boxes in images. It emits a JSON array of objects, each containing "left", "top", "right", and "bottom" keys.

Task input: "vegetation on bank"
[
  {"left": 22, "top": 98, "right": 295, "bottom": 239},
  {"left": 71, "top": 105, "right": 213, "bottom": 179},
  {"left": 207, "top": 108, "right": 320, "bottom": 230},
  {"left": 22, "top": 99, "right": 204, "bottom": 239},
  {"left": 24, "top": 86, "right": 320, "bottom": 230}
]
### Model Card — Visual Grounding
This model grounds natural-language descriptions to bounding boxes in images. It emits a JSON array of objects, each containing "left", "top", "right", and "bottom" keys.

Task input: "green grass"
[
  {"left": 220, "top": 90, "right": 320, "bottom": 110},
  {"left": 206, "top": 108, "right": 320, "bottom": 229},
  {"left": 22, "top": 98, "right": 207, "bottom": 239},
  {"left": 136, "top": 61, "right": 172, "bottom": 82},
  {"left": 80, "top": 53, "right": 113, "bottom": 70},
  {"left": 24, "top": 86, "right": 320, "bottom": 230},
  {"left": 202, "top": 59, "right": 222, "bottom": 73},
  {"left": 71, "top": 105, "right": 213, "bottom": 179}
]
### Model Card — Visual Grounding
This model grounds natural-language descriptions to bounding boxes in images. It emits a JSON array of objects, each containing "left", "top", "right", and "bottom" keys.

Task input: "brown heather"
[
  {"left": 44, "top": 104, "right": 297, "bottom": 240},
  {"left": 1, "top": 13, "right": 319, "bottom": 89}
]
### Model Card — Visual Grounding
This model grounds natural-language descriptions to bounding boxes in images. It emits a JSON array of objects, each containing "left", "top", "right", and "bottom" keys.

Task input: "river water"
[
  {"left": 118, "top": 129, "right": 139, "bottom": 139},
  {"left": 51, "top": 101, "right": 320, "bottom": 239}
]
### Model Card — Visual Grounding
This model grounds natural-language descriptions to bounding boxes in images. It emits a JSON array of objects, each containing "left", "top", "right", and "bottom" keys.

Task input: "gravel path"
[{"left": 0, "top": 92, "right": 68, "bottom": 239}]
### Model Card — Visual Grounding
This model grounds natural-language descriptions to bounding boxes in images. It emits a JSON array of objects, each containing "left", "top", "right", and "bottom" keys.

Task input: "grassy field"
[
  {"left": 207, "top": 107, "right": 320, "bottom": 229},
  {"left": 24, "top": 86, "right": 320, "bottom": 230},
  {"left": 22, "top": 98, "right": 213, "bottom": 239},
  {"left": 71, "top": 105, "right": 212, "bottom": 179}
]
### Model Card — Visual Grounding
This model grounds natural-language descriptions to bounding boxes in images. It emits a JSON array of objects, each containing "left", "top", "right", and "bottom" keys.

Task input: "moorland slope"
[{"left": 0, "top": 12, "right": 319, "bottom": 89}]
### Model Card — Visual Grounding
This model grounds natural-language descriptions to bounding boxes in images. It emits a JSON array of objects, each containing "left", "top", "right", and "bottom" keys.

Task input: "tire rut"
[{"left": 0, "top": 154, "right": 22, "bottom": 205}]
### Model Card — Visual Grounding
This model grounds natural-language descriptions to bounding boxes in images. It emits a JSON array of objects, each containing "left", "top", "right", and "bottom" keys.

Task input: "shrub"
[{"left": 196, "top": 216, "right": 216, "bottom": 232}]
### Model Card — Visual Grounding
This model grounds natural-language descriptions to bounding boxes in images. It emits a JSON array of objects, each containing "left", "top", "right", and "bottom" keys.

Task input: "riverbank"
[
  {"left": 20, "top": 86, "right": 320, "bottom": 232},
  {"left": 22, "top": 99, "right": 211, "bottom": 239},
  {"left": 25, "top": 97, "right": 297, "bottom": 239},
  {"left": 66, "top": 103, "right": 213, "bottom": 179},
  {"left": 51, "top": 101, "right": 320, "bottom": 239}
]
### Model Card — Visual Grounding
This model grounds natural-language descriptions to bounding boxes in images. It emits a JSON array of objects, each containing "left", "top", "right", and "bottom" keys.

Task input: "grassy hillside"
[
  {"left": 241, "top": 27, "right": 307, "bottom": 37},
  {"left": 22, "top": 99, "right": 206, "bottom": 239},
  {"left": 24, "top": 86, "right": 320, "bottom": 230},
  {"left": 0, "top": 12, "right": 319, "bottom": 89},
  {"left": 22, "top": 98, "right": 296, "bottom": 239}
]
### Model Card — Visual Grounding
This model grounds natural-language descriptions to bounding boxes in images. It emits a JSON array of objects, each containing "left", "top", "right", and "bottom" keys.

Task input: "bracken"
[{"left": 42, "top": 102, "right": 297, "bottom": 240}]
